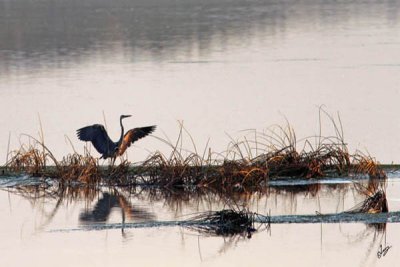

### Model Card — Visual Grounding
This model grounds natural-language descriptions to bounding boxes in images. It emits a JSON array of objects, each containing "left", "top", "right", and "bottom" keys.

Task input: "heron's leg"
[{"left": 111, "top": 157, "right": 116, "bottom": 167}]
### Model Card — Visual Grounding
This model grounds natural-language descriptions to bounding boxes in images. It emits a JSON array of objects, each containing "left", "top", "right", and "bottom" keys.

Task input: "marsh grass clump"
[
  {"left": 4, "top": 111, "right": 387, "bottom": 189},
  {"left": 141, "top": 152, "right": 268, "bottom": 188},
  {"left": 141, "top": 151, "right": 207, "bottom": 187},
  {"left": 4, "top": 130, "right": 134, "bottom": 184},
  {"left": 187, "top": 209, "right": 256, "bottom": 237},
  {"left": 104, "top": 159, "right": 132, "bottom": 185},
  {"left": 58, "top": 153, "right": 100, "bottom": 183},
  {"left": 5, "top": 135, "right": 103, "bottom": 183},
  {"left": 346, "top": 180, "right": 388, "bottom": 214},
  {"left": 7, "top": 147, "right": 47, "bottom": 176},
  {"left": 346, "top": 190, "right": 388, "bottom": 214},
  {"left": 359, "top": 190, "right": 388, "bottom": 213},
  {"left": 351, "top": 154, "right": 387, "bottom": 179},
  {"left": 141, "top": 114, "right": 386, "bottom": 190},
  {"left": 6, "top": 135, "right": 58, "bottom": 176}
]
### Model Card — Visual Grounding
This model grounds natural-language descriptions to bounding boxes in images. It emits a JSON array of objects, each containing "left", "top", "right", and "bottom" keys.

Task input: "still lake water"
[
  {"left": 1, "top": 0, "right": 400, "bottom": 266},
  {"left": 1, "top": 174, "right": 400, "bottom": 267},
  {"left": 0, "top": 0, "right": 400, "bottom": 163}
]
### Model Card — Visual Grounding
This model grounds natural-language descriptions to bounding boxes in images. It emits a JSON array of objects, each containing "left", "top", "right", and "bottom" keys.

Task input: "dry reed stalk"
[
  {"left": 7, "top": 146, "right": 51, "bottom": 176},
  {"left": 141, "top": 122, "right": 386, "bottom": 190},
  {"left": 4, "top": 111, "right": 387, "bottom": 189},
  {"left": 58, "top": 153, "right": 100, "bottom": 183},
  {"left": 105, "top": 159, "right": 131, "bottom": 184}
]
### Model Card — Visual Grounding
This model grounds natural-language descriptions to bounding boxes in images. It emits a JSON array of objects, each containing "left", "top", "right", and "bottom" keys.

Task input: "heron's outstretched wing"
[
  {"left": 117, "top": 126, "right": 156, "bottom": 156},
  {"left": 76, "top": 124, "right": 115, "bottom": 155}
]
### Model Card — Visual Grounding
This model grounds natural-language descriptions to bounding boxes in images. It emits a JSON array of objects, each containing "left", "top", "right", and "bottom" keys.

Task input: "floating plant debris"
[{"left": 185, "top": 209, "right": 257, "bottom": 237}]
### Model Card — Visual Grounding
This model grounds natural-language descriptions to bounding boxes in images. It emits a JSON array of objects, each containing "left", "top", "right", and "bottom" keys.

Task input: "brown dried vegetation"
[
  {"left": 139, "top": 116, "right": 386, "bottom": 190},
  {"left": 4, "top": 113, "right": 386, "bottom": 191}
]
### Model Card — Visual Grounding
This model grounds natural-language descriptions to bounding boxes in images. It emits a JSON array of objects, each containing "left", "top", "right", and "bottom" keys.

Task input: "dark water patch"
[
  {"left": 268, "top": 176, "right": 359, "bottom": 186},
  {"left": 385, "top": 170, "right": 400, "bottom": 179},
  {"left": 256, "top": 211, "right": 400, "bottom": 224},
  {"left": 0, "top": 175, "right": 53, "bottom": 187}
]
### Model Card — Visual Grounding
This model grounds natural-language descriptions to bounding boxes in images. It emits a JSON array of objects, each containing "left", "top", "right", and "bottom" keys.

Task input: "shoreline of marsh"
[
  {"left": 1, "top": 164, "right": 396, "bottom": 182},
  {"left": 0, "top": 159, "right": 389, "bottom": 188},
  {"left": 2, "top": 112, "right": 390, "bottom": 189}
]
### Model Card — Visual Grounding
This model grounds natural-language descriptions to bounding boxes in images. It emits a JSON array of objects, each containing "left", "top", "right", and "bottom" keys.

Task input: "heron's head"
[{"left": 120, "top": 114, "right": 132, "bottom": 120}]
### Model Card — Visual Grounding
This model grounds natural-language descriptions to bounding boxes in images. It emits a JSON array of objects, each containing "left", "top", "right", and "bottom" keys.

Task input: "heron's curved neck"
[{"left": 119, "top": 117, "right": 125, "bottom": 144}]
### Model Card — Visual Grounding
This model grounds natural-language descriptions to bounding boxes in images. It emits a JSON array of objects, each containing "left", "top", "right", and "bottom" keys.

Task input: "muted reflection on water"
[{"left": 1, "top": 175, "right": 399, "bottom": 266}]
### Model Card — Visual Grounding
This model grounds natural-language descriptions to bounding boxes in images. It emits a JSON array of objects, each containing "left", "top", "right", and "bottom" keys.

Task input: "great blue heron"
[{"left": 76, "top": 115, "right": 155, "bottom": 163}]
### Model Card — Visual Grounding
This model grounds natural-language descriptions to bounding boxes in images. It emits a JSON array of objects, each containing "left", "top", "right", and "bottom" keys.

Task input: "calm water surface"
[
  {"left": 0, "top": 0, "right": 399, "bottom": 163},
  {"left": 1, "top": 174, "right": 400, "bottom": 267},
  {"left": 1, "top": 0, "right": 400, "bottom": 266}
]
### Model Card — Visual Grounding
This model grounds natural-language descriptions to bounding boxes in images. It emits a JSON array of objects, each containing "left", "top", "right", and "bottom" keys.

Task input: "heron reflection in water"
[{"left": 79, "top": 191, "right": 155, "bottom": 224}]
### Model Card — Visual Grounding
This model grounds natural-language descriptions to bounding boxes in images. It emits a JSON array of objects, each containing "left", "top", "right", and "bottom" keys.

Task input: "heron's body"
[{"left": 77, "top": 115, "right": 155, "bottom": 161}]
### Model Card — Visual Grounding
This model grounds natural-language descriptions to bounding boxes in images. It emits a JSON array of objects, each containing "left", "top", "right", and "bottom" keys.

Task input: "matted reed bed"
[
  {"left": 2, "top": 145, "right": 385, "bottom": 188},
  {"left": 2, "top": 113, "right": 387, "bottom": 190}
]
